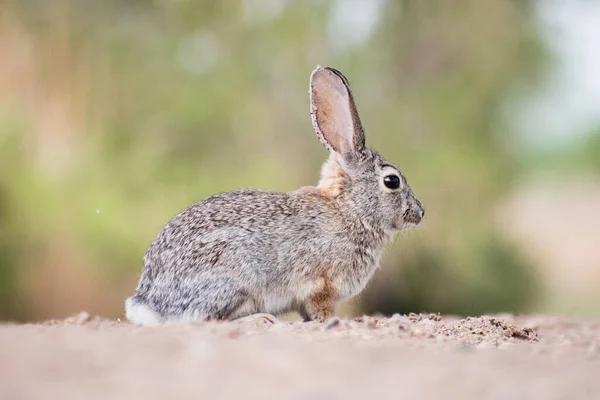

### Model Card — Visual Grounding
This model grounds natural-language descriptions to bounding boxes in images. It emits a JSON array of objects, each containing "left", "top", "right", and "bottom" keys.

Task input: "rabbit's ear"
[{"left": 310, "top": 66, "right": 366, "bottom": 161}]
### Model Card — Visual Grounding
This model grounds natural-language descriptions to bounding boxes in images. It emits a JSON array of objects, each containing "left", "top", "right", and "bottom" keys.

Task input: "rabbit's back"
[{"left": 145, "top": 188, "right": 335, "bottom": 277}]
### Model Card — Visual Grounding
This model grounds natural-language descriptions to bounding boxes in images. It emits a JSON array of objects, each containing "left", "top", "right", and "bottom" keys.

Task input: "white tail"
[{"left": 125, "top": 297, "right": 162, "bottom": 326}]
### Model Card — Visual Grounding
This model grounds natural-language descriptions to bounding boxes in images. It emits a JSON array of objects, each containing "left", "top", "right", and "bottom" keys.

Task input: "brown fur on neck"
[{"left": 317, "top": 154, "right": 348, "bottom": 198}]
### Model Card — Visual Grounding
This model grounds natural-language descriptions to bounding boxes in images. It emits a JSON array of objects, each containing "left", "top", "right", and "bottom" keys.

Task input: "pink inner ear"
[{"left": 311, "top": 69, "right": 355, "bottom": 156}]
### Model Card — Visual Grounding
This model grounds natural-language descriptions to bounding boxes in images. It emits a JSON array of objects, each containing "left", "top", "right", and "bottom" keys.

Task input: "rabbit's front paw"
[
  {"left": 300, "top": 281, "right": 337, "bottom": 323},
  {"left": 308, "top": 308, "right": 336, "bottom": 323}
]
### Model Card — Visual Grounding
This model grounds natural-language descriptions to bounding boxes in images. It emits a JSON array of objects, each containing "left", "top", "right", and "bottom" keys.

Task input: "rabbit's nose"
[
  {"left": 414, "top": 199, "right": 424, "bottom": 222},
  {"left": 412, "top": 210, "right": 423, "bottom": 225},
  {"left": 411, "top": 204, "right": 424, "bottom": 225}
]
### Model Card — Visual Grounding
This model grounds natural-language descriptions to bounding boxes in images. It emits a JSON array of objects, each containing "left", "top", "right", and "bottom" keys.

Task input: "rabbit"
[{"left": 125, "top": 66, "right": 424, "bottom": 325}]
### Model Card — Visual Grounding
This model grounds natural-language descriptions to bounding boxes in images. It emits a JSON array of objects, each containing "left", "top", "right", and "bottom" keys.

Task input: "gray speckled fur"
[{"left": 125, "top": 66, "right": 424, "bottom": 325}]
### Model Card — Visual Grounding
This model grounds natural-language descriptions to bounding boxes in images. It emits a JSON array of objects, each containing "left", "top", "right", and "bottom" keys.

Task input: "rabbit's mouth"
[
  {"left": 395, "top": 220, "right": 417, "bottom": 232},
  {"left": 391, "top": 220, "right": 414, "bottom": 233},
  {"left": 401, "top": 221, "right": 420, "bottom": 231}
]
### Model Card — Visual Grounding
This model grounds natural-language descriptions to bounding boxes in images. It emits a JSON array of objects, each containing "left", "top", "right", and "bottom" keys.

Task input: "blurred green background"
[{"left": 1, "top": 0, "right": 600, "bottom": 322}]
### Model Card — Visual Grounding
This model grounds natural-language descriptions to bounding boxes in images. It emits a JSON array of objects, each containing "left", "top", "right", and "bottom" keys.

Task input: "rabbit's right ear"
[{"left": 310, "top": 66, "right": 366, "bottom": 162}]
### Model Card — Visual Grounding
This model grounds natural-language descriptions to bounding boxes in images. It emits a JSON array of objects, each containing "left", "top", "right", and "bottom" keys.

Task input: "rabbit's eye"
[{"left": 383, "top": 175, "right": 400, "bottom": 189}]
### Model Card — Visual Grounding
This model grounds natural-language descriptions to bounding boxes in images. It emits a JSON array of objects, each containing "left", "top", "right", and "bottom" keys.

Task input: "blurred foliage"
[
  {"left": 528, "top": 127, "right": 600, "bottom": 178},
  {"left": 0, "top": 0, "right": 550, "bottom": 321}
]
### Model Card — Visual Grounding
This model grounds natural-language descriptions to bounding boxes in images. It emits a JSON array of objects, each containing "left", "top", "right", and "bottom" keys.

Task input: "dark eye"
[{"left": 383, "top": 175, "right": 400, "bottom": 189}]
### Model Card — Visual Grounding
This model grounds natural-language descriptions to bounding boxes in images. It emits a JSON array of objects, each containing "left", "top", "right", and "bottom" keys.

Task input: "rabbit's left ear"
[{"left": 310, "top": 66, "right": 366, "bottom": 162}]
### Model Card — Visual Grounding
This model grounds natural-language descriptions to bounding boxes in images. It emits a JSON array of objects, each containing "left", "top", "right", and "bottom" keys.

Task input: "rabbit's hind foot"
[{"left": 233, "top": 313, "right": 280, "bottom": 326}]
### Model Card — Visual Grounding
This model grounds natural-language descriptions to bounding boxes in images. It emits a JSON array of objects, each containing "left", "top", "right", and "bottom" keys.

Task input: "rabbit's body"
[
  {"left": 127, "top": 173, "right": 389, "bottom": 325},
  {"left": 126, "top": 67, "right": 424, "bottom": 325}
]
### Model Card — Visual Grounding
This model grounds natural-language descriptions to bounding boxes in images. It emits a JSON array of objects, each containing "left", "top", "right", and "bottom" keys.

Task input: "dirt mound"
[
  {"left": 36, "top": 311, "right": 539, "bottom": 347},
  {"left": 0, "top": 313, "right": 598, "bottom": 399}
]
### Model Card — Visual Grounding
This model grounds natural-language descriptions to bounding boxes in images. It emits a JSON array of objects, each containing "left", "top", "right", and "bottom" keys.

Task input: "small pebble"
[
  {"left": 75, "top": 311, "right": 91, "bottom": 325},
  {"left": 588, "top": 341, "right": 598, "bottom": 357},
  {"left": 325, "top": 317, "right": 341, "bottom": 330},
  {"left": 398, "top": 323, "right": 409, "bottom": 331}
]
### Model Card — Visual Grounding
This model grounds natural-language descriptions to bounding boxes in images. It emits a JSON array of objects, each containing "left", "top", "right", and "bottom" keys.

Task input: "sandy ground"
[{"left": 0, "top": 313, "right": 599, "bottom": 400}]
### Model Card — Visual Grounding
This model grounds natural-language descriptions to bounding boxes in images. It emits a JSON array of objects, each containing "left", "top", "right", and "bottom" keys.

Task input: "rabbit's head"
[{"left": 310, "top": 66, "right": 424, "bottom": 234}]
